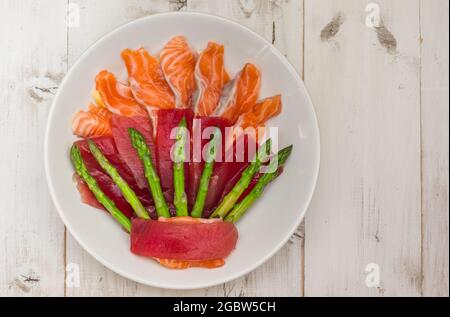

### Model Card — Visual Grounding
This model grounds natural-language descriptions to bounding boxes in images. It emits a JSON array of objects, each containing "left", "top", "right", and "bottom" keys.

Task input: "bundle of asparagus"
[{"left": 71, "top": 117, "right": 293, "bottom": 229}]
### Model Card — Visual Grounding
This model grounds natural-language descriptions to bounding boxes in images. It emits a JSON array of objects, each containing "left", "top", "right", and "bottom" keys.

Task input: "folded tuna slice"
[
  {"left": 155, "top": 108, "right": 194, "bottom": 203},
  {"left": 74, "top": 174, "right": 104, "bottom": 210},
  {"left": 202, "top": 134, "right": 258, "bottom": 217},
  {"left": 75, "top": 136, "right": 153, "bottom": 218},
  {"left": 130, "top": 217, "right": 238, "bottom": 261},
  {"left": 187, "top": 116, "right": 231, "bottom": 209},
  {"left": 111, "top": 114, "right": 156, "bottom": 190}
]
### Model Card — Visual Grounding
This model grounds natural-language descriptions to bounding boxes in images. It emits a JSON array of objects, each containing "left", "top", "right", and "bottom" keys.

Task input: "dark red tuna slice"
[
  {"left": 155, "top": 108, "right": 194, "bottom": 202},
  {"left": 130, "top": 217, "right": 238, "bottom": 260},
  {"left": 75, "top": 136, "right": 152, "bottom": 218},
  {"left": 236, "top": 166, "right": 284, "bottom": 204},
  {"left": 74, "top": 174, "right": 104, "bottom": 210},
  {"left": 111, "top": 114, "right": 156, "bottom": 190},
  {"left": 202, "top": 134, "right": 258, "bottom": 217},
  {"left": 187, "top": 116, "right": 231, "bottom": 209}
]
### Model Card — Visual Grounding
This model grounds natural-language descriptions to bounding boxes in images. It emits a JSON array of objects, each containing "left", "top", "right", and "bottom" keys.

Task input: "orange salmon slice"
[
  {"left": 95, "top": 70, "right": 147, "bottom": 117},
  {"left": 154, "top": 217, "right": 226, "bottom": 269},
  {"left": 160, "top": 36, "right": 197, "bottom": 108},
  {"left": 72, "top": 103, "right": 113, "bottom": 138},
  {"left": 214, "top": 63, "right": 261, "bottom": 124},
  {"left": 235, "top": 95, "right": 282, "bottom": 129},
  {"left": 121, "top": 48, "right": 175, "bottom": 110},
  {"left": 194, "top": 42, "right": 230, "bottom": 116},
  {"left": 155, "top": 258, "right": 225, "bottom": 269},
  {"left": 233, "top": 95, "right": 282, "bottom": 143}
]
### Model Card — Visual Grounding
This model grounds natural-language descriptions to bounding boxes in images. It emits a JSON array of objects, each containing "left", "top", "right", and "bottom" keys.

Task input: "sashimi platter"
[
  {"left": 71, "top": 36, "right": 291, "bottom": 269},
  {"left": 46, "top": 12, "right": 319, "bottom": 288}
]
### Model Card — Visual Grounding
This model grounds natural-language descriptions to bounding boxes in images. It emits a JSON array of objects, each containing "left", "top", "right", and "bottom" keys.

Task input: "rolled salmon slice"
[
  {"left": 72, "top": 103, "right": 113, "bottom": 138},
  {"left": 194, "top": 42, "right": 230, "bottom": 116},
  {"left": 235, "top": 95, "right": 282, "bottom": 129},
  {"left": 160, "top": 36, "right": 197, "bottom": 108},
  {"left": 95, "top": 70, "right": 147, "bottom": 117},
  {"left": 121, "top": 48, "right": 175, "bottom": 110},
  {"left": 214, "top": 63, "right": 261, "bottom": 124}
]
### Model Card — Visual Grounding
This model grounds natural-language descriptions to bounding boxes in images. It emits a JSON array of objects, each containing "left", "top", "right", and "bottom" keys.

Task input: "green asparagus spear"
[
  {"left": 209, "top": 139, "right": 272, "bottom": 219},
  {"left": 128, "top": 128, "right": 171, "bottom": 218},
  {"left": 88, "top": 140, "right": 150, "bottom": 219},
  {"left": 71, "top": 145, "right": 132, "bottom": 232},
  {"left": 191, "top": 128, "right": 221, "bottom": 218},
  {"left": 224, "top": 145, "right": 293, "bottom": 223},
  {"left": 173, "top": 117, "right": 188, "bottom": 216}
]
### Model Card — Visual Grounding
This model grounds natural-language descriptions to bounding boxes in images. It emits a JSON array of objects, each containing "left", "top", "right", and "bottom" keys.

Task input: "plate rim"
[{"left": 44, "top": 11, "right": 321, "bottom": 290}]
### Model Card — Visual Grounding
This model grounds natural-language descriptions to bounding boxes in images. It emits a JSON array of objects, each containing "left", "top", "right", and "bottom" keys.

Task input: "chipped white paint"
[{"left": 0, "top": 0, "right": 448, "bottom": 297}]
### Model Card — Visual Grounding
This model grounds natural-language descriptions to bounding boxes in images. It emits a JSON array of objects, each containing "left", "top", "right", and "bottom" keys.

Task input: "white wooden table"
[{"left": 0, "top": 0, "right": 448, "bottom": 297}]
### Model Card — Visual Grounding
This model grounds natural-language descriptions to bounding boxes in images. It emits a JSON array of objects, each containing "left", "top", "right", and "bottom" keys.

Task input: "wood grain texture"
[
  {"left": 304, "top": 0, "right": 422, "bottom": 296},
  {"left": 65, "top": 0, "right": 174, "bottom": 297},
  {"left": 0, "top": 0, "right": 448, "bottom": 297},
  {"left": 0, "top": 0, "right": 66, "bottom": 296},
  {"left": 420, "top": 0, "right": 449, "bottom": 297},
  {"left": 187, "top": 0, "right": 304, "bottom": 297}
]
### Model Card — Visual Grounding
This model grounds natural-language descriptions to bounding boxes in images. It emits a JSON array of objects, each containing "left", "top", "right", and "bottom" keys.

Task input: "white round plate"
[{"left": 45, "top": 12, "right": 320, "bottom": 290}]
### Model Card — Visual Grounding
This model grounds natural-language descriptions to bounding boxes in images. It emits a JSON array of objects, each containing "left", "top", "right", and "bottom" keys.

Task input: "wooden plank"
[
  {"left": 304, "top": 0, "right": 422, "bottom": 296},
  {"left": 187, "top": 0, "right": 304, "bottom": 297},
  {"left": 66, "top": 0, "right": 303, "bottom": 296},
  {"left": 420, "top": 0, "right": 449, "bottom": 297},
  {"left": 0, "top": 0, "right": 66, "bottom": 296},
  {"left": 66, "top": 0, "right": 177, "bottom": 297}
]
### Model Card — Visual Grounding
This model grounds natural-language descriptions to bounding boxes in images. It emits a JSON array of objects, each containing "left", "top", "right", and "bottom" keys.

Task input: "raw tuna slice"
[
  {"left": 75, "top": 137, "right": 152, "bottom": 218},
  {"left": 202, "top": 134, "right": 258, "bottom": 217},
  {"left": 155, "top": 108, "right": 194, "bottom": 202},
  {"left": 111, "top": 114, "right": 155, "bottom": 190},
  {"left": 130, "top": 217, "right": 238, "bottom": 261},
  {"left": 187, "top": 116, "right": 231, "bottom": 209},
  {"left": 202, "top": 161, "right": 248, "bottom": 217},
  {"left": 218, "top": 150, "right": 282, "bottom": 208},
  {"left": 236, "top": 165, "right": 284, "bottom": 204},
  {"left": 74, "top": 174, "right": 103, "bottom": 210}
]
